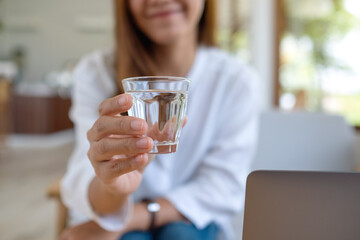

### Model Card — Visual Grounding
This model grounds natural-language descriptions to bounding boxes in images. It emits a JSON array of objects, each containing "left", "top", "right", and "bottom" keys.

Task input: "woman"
[{"left": 60, "top": 0, "right": 259, "bottom": 239}]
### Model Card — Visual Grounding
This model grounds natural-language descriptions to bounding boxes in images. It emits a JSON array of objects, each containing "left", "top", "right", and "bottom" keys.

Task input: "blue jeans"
[{"left": 120, "top": 222, "right": 218, "bottom": 240}]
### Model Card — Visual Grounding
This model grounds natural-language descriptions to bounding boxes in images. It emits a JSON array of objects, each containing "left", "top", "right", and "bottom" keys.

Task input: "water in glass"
[{"left": 128, "top": 89, "right": 187, "bottom": 154}]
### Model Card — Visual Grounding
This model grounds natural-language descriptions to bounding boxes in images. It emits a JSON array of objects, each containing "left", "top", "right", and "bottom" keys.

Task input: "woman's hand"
[
  {"left": 87, "top": 94, "right": 154, "bottom": 200},
  {"left": 59, "top": 221, "right": 122, "bottom": 240}
]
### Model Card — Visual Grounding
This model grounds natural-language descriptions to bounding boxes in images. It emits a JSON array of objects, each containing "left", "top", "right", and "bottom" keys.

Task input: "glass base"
[{"left": 149, "top": 143, "right": 178, "bottom": 154}]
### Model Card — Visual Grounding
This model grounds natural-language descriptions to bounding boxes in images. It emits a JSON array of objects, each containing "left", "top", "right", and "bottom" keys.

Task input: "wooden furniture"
[
  {"left": 46, "top": 179, "right": 68, "bottom": 237},
  {"left": 11, "top": 93, "right": 73, "bottom": 134},
  {"left": 0, "top": 78, "right": 11, "bottom": 145},
  {"left": 273, "top": 0, "right": 286, "bottom": 106}
]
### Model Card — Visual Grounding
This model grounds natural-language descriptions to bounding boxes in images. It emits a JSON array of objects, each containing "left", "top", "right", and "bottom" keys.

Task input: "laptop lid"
[{"left": 242, "top": 171, "right": 360, "bottom": 240}]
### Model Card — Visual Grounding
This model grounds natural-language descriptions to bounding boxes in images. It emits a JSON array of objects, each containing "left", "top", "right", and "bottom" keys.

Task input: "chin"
[
  {"left": 150, "top": 28, "right": 186, "bottom": 46},
  {"left": 153, "top": 36, "right": 180, "bottom": 45}
]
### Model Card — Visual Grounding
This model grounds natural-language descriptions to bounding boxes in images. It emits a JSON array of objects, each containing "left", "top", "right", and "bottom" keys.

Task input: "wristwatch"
[{"left": 142, "top": 199, "right": 160, "bottom": 230}]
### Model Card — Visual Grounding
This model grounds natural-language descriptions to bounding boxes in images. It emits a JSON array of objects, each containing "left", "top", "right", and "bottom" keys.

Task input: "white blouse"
[{"left": 61, "top": 46, "right": 259, "bottom": 240}]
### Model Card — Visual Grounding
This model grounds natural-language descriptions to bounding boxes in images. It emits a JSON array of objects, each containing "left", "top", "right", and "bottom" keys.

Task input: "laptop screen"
[{"left": 242, "top": 171, "right": 360, "bottom": 240}]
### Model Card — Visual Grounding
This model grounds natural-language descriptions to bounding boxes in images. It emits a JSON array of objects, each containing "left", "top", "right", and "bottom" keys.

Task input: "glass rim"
[{"left": 122, "top": 76, "right": 190, "bottom": 84}]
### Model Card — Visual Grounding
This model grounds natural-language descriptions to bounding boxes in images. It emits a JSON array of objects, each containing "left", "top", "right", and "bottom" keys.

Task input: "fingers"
[
  {"left": 98, "top": 94, "right": 133, "bottom": 116},
  {"left": 147, "top": 116, "right": 187, "bottom": 142},
  {"left": 87, "top": 116, "right": 147, "bottom": 142},
  {"left": 183, "top": 116, "right": 188, "bottom": 127},
  {"left": 88, "top": 137, "right": 154, "bottom": 162},
  {"left": 96, "top": 154, "right": 149, "bottom": 179}
]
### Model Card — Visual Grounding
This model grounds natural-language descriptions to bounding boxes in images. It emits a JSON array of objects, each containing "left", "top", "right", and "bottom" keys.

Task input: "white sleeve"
[
  {"left": 60, "top": 54, "right": 133, "bottom": 231},
  {"left": 165, "top": 69, "right": 259, "bottom": 229}
]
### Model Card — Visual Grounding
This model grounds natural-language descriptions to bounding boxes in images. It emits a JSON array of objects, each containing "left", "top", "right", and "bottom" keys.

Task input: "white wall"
[
  {"left": 0, "top": 1, "right": 6, "bottom": 56},
  {"left": 250, "top": 0, "right": 276, "bottom": 110},
  {"left": 0, "top": 0, "right": 113, "bottom": 83}
]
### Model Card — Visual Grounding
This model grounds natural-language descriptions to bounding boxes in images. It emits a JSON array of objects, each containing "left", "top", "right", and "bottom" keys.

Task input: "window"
[
  {"left": 218, "top": 0, "right": 251, "bottom": 63},
  {"left": 276, "top": 0, "right": 360, "bottom": 127}
]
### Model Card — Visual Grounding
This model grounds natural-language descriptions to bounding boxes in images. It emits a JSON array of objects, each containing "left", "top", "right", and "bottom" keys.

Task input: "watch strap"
[{"left": 142, "top": 199, "right": 158, "bottom": 231}]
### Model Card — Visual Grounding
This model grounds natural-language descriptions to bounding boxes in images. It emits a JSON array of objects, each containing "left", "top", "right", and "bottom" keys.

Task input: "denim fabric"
[{"left": 120, "top": 222, "right": 218, "bottom": 240}]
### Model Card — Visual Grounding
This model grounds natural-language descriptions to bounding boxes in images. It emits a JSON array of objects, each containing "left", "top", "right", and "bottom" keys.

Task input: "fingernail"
[
  {"left": 131, "top": 120, "right": 144, "bottom": 131},
  {"left": 136, "top": 138, "right": 149, "bottom": 149}
]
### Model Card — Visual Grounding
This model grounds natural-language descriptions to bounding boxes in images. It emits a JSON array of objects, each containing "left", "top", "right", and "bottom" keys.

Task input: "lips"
[{"left": 148, "top": 8, "right": 183, "bottom": 19}]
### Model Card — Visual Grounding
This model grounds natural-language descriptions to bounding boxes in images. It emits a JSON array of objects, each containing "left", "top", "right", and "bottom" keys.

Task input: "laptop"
[{"left": 242, "top": 171, "right": 360, "bottom": 240}]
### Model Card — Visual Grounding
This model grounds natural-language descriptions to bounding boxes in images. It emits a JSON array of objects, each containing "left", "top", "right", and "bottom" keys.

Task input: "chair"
[
  {"left": 252, "top": 111, "right": 357, "bottom": 172},
  {"left": 46, "top": 179, "right": 68, "bottom": 237}
]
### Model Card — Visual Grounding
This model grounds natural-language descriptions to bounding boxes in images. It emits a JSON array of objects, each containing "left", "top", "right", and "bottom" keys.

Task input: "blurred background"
[{"left": 0, "top": 0, "right": 359, "bottom": 239}]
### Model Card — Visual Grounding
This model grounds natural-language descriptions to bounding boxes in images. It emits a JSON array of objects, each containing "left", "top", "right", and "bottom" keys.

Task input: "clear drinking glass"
[{"left": 122, "top": 76, "right": 190, "bottom": 154}]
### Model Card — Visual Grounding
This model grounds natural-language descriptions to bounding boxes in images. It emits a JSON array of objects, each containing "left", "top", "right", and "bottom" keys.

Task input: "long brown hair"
[{"left": 114, "top": 0, "right": 218, "bottom": 93}]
